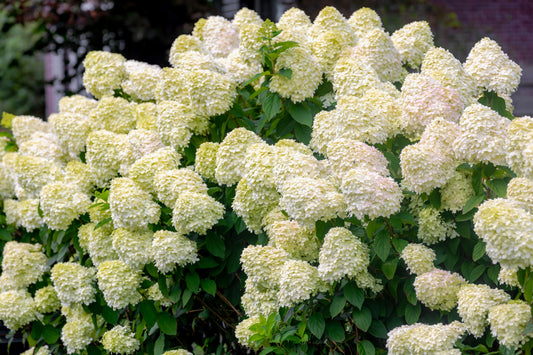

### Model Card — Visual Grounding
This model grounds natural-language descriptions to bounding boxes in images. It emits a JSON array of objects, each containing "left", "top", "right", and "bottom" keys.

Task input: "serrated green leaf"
[
  {"left": 354, "top": 307, "right": 372, "bottom": 332},
  {"left": 102, "top": 305, "right": 119, "bottom": 324},
  {"left": 463, "top": 195, "right": 484, "bottom": 214},
  {"left": 277, "top": 68, "right": 292, "bottom": 79},
  {"left": 42, "top": 324, "right": 60, "bottom": 344},
  {"left": 405, "top": 303, "right": 421, "bottom": 324},
  {"left": 325, "top": 320, "right": 345, "bottom": 342},
  {"left": 154, "top": 333, "right": 165, "bottom": 355},
  {"left": 486, "top": 178, "right": 508, "bottom": 198},
  {"left": 206, "top": 233, "right": 225, "bottom": 258},
  {"left": 382, "top": 258, "right": 398, "bottom": 280},
  {"left": 429, "top": 189, "right": 441, "bottom": 210},
  {"left": 374, "top": 230, "right": 390, "bottom": 261},
  {"left": 329, "top": 294, "right": 346, "bottom": 317},
  {"left": 472, "top": 241, "right": 486, "bottom": 261},
  {"left": 201, "top": 278, "right": 216, "bottom": 296},
  {"left": 241, "top": 71, "right": 269, "bottom": 88},
  {"left": 469, "top": 264, "right": 486, "bottom": 282},
  {"left": 472, "top": 165, "right": 483, "bottom": 195},
  {"left": 392, "top": 238, "right": 409, "bottom": 253},
  {"left": 182, "top": 288, "right": 193, "bottom": 307},
  {"left": 294, "top": 123, "right": 312, "bottom": 144},
  {"left": 357, "top": 340, "right": 376, "bottom": 355},
  {"left": 308, "top": 313, "right": 325, "bottom": 339},
  {"left": 93, "top": 217, "right": 112, "bottom": 230},
  {"left": 288, "top": 102, "right": 313, "bottom": 127},
  {"left": 186, "top": 272, "right": 200, "bottom": 293},
  {"left": 263, "top": 92, "right": 282, "bottom": 120},
  {"left": 158, "top": 312, "right": 177, "bottom": 335},
  {"left": 344, "top": 283, "right": 364, "bottom": 309},
  {"left": 139, "top": 300, "right": 158, "bottom": 328},
  {"left": 368, "top": 320, "right": 388, "bottom": 339}
]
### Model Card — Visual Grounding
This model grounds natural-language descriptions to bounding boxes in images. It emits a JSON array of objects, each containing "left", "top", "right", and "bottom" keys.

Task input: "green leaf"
[
  {"left": 354, "top": 307, "right": 372, "bottom": 332},
  {"left": 357, "top": 340, "right": 376, "bottom": 355},
  {"left": 42, "top": 324, "right": 60, "bottom": 344},
  {"left": 157, "top": 312, "right": 177, "bottom": 336},
  {"left": 154, "top": 333, "right": 165, "bottom": 355},
  {"left": 308, "top": 313, "right": 325, "bottom": 339},
  {"left": 329, "top": 294, "right": 346, "bottom": 317},
  {"left": 472, "top": 241, "right": 486, "bottom": 261},
  {"left": 374, "top": 230, "right": 390, "bottom": 261},
  {"left": 325, "top": 320, "right": 345, "bottom": 342},
  {"left": 472, "top": 165, "right": 483, "bottom": 195},
  {"left": 469, "top": 265, "right": 487, "bottom": 282},
  {"left": 277, "top": 68, "right": 292, "bottom": 79},
  {"left": 206, "top": 233, "right": 225, "bottom": 258},
  {"left": 102, "top": 305, "right": 119, "bottom": 324},
  {"left": 486, "top": 178, "right": 508, "bottom": 198},
  {"left": 344, "top": 283, "right": 364, "bottom": 309},
  {"left": 404, "top": 281, "right": 418, "bottom": 305},
  {"left": 201, "top": 278, "right": 216, "bottom": 296},
  {"left": 288, "top": 102, "right": 313, "bottom": 127},
  {"left": 405, "top": 303, "right": 421, "bottom": 324},
  {"left": 463, "top": 195, "right": 484, "bottom": 214},
  {"left": 139, "top": 300, "right": 158, "bottom": 328},
  {"left": 186, "top": 272, "right": 200, "bottom": 293},
  {"left": 392, "top": 238, "right": 409, "bottom": 253},
  {"left": 368, "top": 320, "right": 388, "bottom": 339},
  {"left": 524, "top": 275, "right": 533, "bottom": 303},
  {"left": 182, "top": 288, "right": 193, "bottom": 307},
  {"left": 523, "top": 319, "right": 533, "bottom": 336},
  {"left": 241, "top": 71, "right": 269, "bottom": 88},
  {"left": 263, "top": 92, "right": 282, "bottom": 120},
  {"left": 294, "top": 123, "right": 312, "bottom": 144},
  {"left": 429, "top": 189, "right": 441, "bottom": 210},
  {"left": 1, "top": 111, "right": 15, "bottom": 129},
  {"left": 382, "top": 257, "right": 399, "bottom": 280}
]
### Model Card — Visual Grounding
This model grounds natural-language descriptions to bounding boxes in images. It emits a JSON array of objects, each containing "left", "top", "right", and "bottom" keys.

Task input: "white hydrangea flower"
[
  {"left": 0, "top": 289, "right": 36, "bottom": 330},
  {"left": 111, "top": 228, "right": 153, "bottom": 270},
  {"left": 414, "top": 269, "right": 466, "bottom": 311},
  {"left": 235, "top": 315, "right": 261, "bottom": 348},
  {"left": 272, "top": 147, "right": 323, "bottom": 191},
  {"left": 162, "top": 350, "right": 193, "bottom": 355},
  {"left": 51, "top": 262, "right": 97, "bottom": 306},
  {"left": 154, "top": 168, "right": 207, "bottom": 208},
  {"left": 488, "top": 301, "right": 532, "bottom": 348},
  {"left": 391, "top": 21, "right": 434, "bottom": 68},
  {"left": 108, "top": 177, "right": 160, "bottom": 231},
  {"left": 64, "top": 160, "right": 96, "bottom": 195},
  {"left": 58, "top": 94, "right": 97, "bottom": 116},
  {"left": 232, "top": 7, "right": 263, "bottom": 29},
  {"left": 399, "top": 73, "right": 464, "bottom": 139},
  {"left": 34, "top": 285, "right": 61, "bottom": 314},
  {"left": 318, "top": 227, "right": 370, "bottom": 285},
  {"left": 347, "top": 7, "right": 383, "bottom": 39},
  {"left": 127, "top": 129, "right": 165, "bottom": 160},
  {"left": 241, "top": 279, "right": 279, "bottom": 317},
  {"left": 215, "top": 128, "right": 263, "bottom": 185},
  {"left": 498, "top": 267, "right": 520, "bottom": 288},
  {"left": 50, "top": 112, "right": 92, "bottom": 160},
  {"left": 310, "top": 6, "right": 356, "bottom": 45},
  {"left": 152, "top": 230, "right": 199, "bottom": 274},
  {"left": 440, "top": 171, "right": 475, "bottom": 212},
  {"left": 194, "top": 142, "right": 219, "bottom": 182},
  {"left": 128, "top": 147, "right": 180, "bottom": 194},
  {"left": 421, "top": 47, "right": 477, "bottom": 105},
  {"left": 241, "top": 245, "right": 289, "bottom": 289},
  {"left": 417, "top": 207, "right": 458, "bottom": 245},
  {"left": 326, "top": 138, "right": 390, "bottom": 180},
  {"left": 168, "top": 35, "right": 206, "bottom": 67},
  {"left": 122, "top": 60, "right": 162, "bottom": 101},
  {"left": 387, "top": 321, "right": 466, "bottom": 354},
  {"left": 311, "top": 29, "right": 356, "bottom": 80},
  {"left": 145, "top": 283, "right": 173, "bottom": 307},
  {"left": 280, "top": 177, "right": 346, "bottom": 228},
  {"left": 341, "top": 167, "right": 402, "bottom": 220},
  {"left": 7, "top": 198, "right": 43, "bottom": 232},
  {"left": 464, "top": 37, "right": 521, "bottom": 97},
  {"left": 78, "top": 223, "right": 117, "bottom": 266},
  {"left": 457, "top": 284, "right": 510, "bottom": 337},
  {"left": 172, "top": 192, "right": 224, "bottom": 235},
  {"left": 202, "top": 16, "right": 239, "bottom": 58},
  {"left": 40, "top": 182, "right": 91, "bottom": 230},
  {"left": 102, "top": 325, "right": 140, "bottom": 355},
  {"left": 60, "top": 305, "right": 100, "bottom": 354},
  {"left": 97, "top": 260, "right": 143, "bottom": 310},
  {"left": 135, "top": 102, "right": 158, "bottom": 131},
  {"left": 506, "top": 116, "right": 533, "bottom": 179},
  {"left": 82, "top": 51, "right": 126, "bottom": 99},
  {"left": 21, "top": 346, "right": 51, "bottom": 355},
  {"left": 453, "top": 103, "right": 510, "bottom": 165},
  {"left": 350, "top": 28, "right": 402, "bottom": 83},
  {"left": 505, "top": 177, "right": 533, "bottom": 213},
  {"left": 474, "top": 198, "right": 533, "bottom": 269},
  {"left": 277, "top": 260, "right": 320, "bottom": 307},
  {"left": 266, "top": 219, "right": 320, "bottom": 262},
  {"left": 18, "top": 131, "right": 64, "bottom": 165},
  {"left": 12, "top": 154, "right": 64, "bottom": 199},
  {"left": 269, "top": 47, "right": 322, "bottom": 103},
  {"left": 400, "top": 243, "right": 436, "bottom": 275},
  {"left": 11, "top": 115, "right": 50, "bottom": 145},
  {"left": 1, "top": 241, "right": 48, "bottom": 289}
]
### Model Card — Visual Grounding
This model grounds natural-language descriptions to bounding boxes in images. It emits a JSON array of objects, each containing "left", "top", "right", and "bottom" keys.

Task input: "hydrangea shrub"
[{"left": 0, "top": 5, "right": 531, "bottom": 355}]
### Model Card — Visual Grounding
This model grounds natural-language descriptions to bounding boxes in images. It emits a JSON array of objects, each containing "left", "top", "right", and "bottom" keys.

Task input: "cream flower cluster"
[
  {"left": 413, "top": 269, "right": 466, "bottom": 311},
  {"left": 387, "top": 321, "right": 466, "bottom": 354},
  {"left": 101, "top": 325, "right": 140, "bottom": 354},
  {"left": 400, "top": 243, "right": 436, "bottom": 275},
  {"left": 488, "top": 301, "right": 532, "bottom": 348}
]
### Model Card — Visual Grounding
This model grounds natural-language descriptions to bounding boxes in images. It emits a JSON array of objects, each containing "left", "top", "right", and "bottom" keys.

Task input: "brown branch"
[{"left": 216, "top": 290, "right": 242, "bottom": 318}]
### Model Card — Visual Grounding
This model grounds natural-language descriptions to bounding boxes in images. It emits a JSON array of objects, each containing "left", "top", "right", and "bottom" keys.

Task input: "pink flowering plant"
[{"left": 0, "top": 5, "right": 532, "bottom": 355}]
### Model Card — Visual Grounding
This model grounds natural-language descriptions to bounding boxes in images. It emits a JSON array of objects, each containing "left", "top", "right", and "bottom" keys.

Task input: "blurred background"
[{"left": 0, "top": 0, "right": 531, "bottom": 120}]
